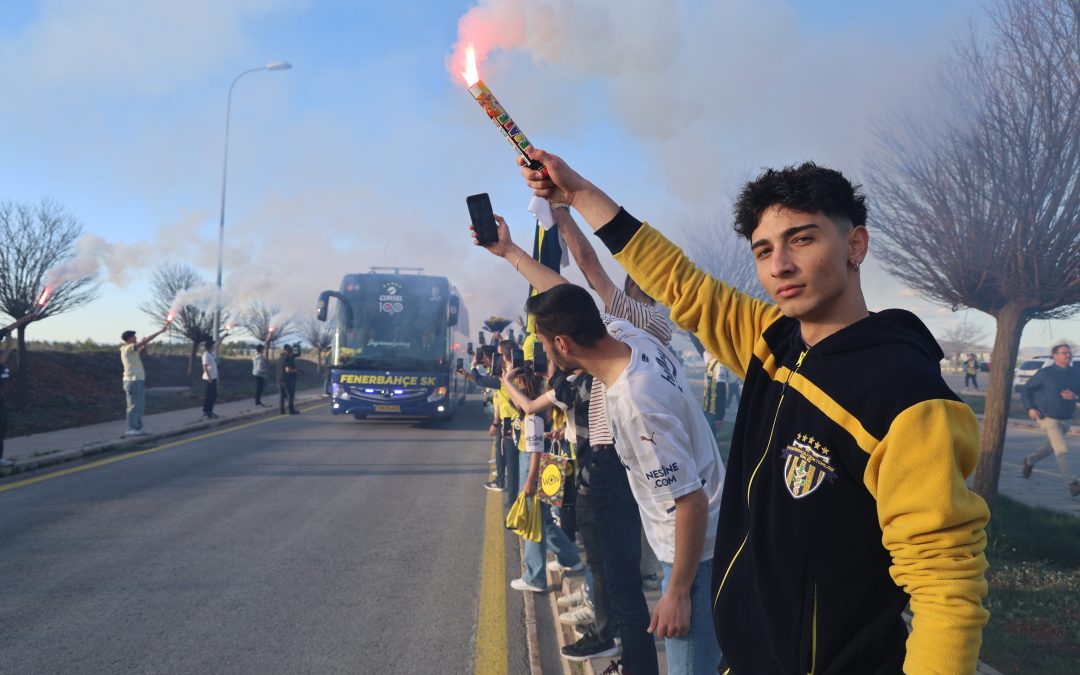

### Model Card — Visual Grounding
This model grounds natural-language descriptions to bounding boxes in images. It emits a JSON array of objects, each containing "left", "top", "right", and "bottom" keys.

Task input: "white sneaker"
[
  {"left": 124, "top": 429, "right": 143, "bottom": 437},
  {"left": 547, "top": 559, "right": 586, "bottom": 574},
  {"left": 559, "top": 603, "right": 595, "bottom": 626},
  {"left": 510, "top": 578, "right": 546, "bottom": 593},
  {"left": 557, "top": 585, "right": 588, "bottom": 609}
]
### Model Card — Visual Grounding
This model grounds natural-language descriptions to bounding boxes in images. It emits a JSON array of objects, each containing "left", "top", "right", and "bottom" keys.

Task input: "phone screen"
[
  {"left": 467, "top": 193, "right": 498, "bottom": 246},
  {"left": 512, "top": 348, "right": 525, "bottom": 370}
]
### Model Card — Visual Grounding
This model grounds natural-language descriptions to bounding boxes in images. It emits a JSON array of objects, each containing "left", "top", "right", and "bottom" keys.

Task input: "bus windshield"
[{"left": 336, "top": 276, "right": 449, "bottom": 372}]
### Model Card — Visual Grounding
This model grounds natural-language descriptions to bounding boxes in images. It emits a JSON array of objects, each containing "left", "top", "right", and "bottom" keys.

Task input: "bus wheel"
[{"left": 352, "top": 414, "right": 366, "bottom": 420}]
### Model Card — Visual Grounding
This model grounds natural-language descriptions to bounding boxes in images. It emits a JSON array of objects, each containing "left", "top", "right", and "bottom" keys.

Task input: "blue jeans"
[
  {"left": 660, "top": 559, "right": 722, "bottom": 675},
  {"left": 589, "top": 446, "right": 659, "bottom": 675},
  {"left": 123, "top": 380, "right": 145, "bottom": 431},
  {"left": 519, "top": 451, "right": 581, "bottom": 588}
]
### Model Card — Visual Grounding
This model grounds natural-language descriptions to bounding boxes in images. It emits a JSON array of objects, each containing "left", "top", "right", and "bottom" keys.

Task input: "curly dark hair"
[{"left": 733, "top": 162, "right": 867, "bottom": 240}]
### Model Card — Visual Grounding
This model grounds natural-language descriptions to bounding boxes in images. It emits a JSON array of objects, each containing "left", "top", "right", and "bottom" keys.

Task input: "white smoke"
[{"left": 44, "top": 233, "right": 153, "bottom": 288}]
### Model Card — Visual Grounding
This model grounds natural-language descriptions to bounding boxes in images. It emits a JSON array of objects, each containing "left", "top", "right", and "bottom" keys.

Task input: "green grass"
[{"left": 981, "top": 496, "right": 1080, "bottom": 674}]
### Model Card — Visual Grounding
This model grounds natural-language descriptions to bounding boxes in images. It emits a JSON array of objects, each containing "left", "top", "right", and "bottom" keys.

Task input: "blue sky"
[{"left": 0, "top": 0, "right": 1069, "bottom": 351}]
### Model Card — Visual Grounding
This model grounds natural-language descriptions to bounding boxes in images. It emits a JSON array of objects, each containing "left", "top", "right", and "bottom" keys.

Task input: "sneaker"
[
  {"left": 509, "top": 578, "right": 546, "bottom": 593},
  {"left": 559, "top": 603, "right": 595, "bottom": 626},
  {"left": 0, "top": 458, "right": 14, "bottom": 467},
  {"left": 488, "top": 457, "right": 496, "bottom": 464},
  {"left": 599, "top": 660, "right": 624, "bottom": 675},
  {"left": 289, "top": 410, "right": 300, "bottom": 415},
  {"left": 561, "top": 634, "right": 619, "bottom": 662},
  {"left": 557, "top": 585, "right": 588, "bottom": 609},
  {"left": 124, "top": 429, "right": 147, "bottom": 437},
  {"left": 642, "top": 573, "right": 662, "bottom": 591},
  {"left": 1022, "top": 457, "right": 1033, "bottom": 479},
  {"left": 1070, "top": 480, "right": 1080, "bottom": 498},
  {"left": 483, "top": 480, "right": 505, "bottom": 492},
  {"left": 547, "top": 559, "right": 586, "bottom": 574}
]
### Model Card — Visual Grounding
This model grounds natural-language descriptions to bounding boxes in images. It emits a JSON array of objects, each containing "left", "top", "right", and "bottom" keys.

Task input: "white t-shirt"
[
  {"left": 603, "top": 319, "right": 725, "bottom": 565},
  {"left": 252, "top": 353, "right": 267, "bottom": 376},
  {"left": 202, "top": 350, "right": 219, "bottom": 381},
  {"left": 120, "top": 343, "right": 145, "bottom": 382},
  {"left": 523, "top": 414, "right": 545, "bottom": 453}
]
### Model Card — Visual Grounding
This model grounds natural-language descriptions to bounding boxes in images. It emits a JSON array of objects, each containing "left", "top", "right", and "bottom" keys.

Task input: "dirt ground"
[{"left": 1, "top": 349, "right": 320, "bottom": 437}]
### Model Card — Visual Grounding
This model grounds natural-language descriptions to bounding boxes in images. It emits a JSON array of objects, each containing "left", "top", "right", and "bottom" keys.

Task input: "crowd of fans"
[
  {"left": 464, "top": 202, "right": 736, "bottom": 674},
  {"left": 460, "top": 144, "right": 994, "bottom": 675}
]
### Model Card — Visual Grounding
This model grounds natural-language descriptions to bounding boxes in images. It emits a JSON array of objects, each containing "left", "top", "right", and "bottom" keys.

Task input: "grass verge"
[{"left": 981, "top": 495, "right": 1080, "bottom": 674}]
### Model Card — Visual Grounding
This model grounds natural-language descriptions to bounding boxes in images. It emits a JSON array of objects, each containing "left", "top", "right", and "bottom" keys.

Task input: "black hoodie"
[{"left": 599, "top": 210, "right": 990, "bottom": 675}]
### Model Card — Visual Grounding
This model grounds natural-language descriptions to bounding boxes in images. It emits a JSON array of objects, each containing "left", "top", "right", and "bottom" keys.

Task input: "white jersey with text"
[{"left": 603, "top": 318, "right": 725, "bottom": 564}]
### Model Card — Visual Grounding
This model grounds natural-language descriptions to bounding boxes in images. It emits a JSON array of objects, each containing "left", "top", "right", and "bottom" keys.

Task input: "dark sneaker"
[
  {"left": 483, "top": 480, "right": 505, "bottom": 492},
  {"left": 561, "top": 634, "right": 619, "bottom": 662},
  {"left": 1069, "top": 480, "right": 1080, "bottom": 497},
  {"left": 289, "top": 410, "right": 300, "bottom": 415},
  {"left": 1022, "top": 457, "right": 1033, "bottom": 479},
  {"left": 598, "top": 659, "right": 624, "bottom": 674}
]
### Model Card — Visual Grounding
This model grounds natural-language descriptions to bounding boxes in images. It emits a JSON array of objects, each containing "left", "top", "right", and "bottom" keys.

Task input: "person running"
[
  {"left": 517, "top": 147, "right": 990, "bottom": 674},
  {"left": 1021, "top": 341, "right": 1080, "bottom": 497}
]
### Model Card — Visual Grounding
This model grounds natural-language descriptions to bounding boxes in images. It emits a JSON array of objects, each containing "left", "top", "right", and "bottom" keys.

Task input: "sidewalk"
[{"left": 0, "top": 388, "right": 326, "bottom": 478}]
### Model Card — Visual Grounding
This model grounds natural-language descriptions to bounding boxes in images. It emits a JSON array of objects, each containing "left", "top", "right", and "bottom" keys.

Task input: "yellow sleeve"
[
  {"left": 613, "top": 223, "right": 782, "bottom": 378},
  {"left": 863, "top": 399, "right": 990, "bottom": 675}
]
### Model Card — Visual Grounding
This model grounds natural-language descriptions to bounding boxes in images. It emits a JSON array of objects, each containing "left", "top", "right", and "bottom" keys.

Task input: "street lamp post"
[{"left": 213, "top": 60, "right": 292, "bottom": 345}]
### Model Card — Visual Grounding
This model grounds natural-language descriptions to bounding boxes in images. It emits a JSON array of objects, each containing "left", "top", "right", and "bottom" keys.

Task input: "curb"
[
  {"left": 0, "top": 394, "right": 327, "bottom": 478},
  {"left": 521, "top": 538, "right": 543, "bottom": 675}
]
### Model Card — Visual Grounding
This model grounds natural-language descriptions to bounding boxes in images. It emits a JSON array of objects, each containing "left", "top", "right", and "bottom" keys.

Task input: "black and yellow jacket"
[{"left": 598, "top": 209, "right": 990, "bottom": 675}]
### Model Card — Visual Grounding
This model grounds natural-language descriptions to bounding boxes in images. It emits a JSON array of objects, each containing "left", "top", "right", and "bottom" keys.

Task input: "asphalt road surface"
[{"left": 0, "top": 401, "right": 528, "bottom": 674}]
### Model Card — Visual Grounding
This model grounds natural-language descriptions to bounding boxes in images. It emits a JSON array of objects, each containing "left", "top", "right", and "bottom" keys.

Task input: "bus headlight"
[{"left": 427, "top": 386, "right": 447, "bottom": 402}]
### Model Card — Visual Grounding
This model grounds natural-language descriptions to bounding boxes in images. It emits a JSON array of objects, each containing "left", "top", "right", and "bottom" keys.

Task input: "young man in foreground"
[{"left": 518, "top": 149, "right": 990, "bottom": 674}]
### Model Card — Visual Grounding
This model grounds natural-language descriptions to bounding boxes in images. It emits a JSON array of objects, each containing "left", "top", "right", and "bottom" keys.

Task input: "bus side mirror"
[
  {"left": 448, "top": 295, "right": 460, "bottom": 327},
  {"left": 316, "top": 291, "right": 332, "bottom": 322}
]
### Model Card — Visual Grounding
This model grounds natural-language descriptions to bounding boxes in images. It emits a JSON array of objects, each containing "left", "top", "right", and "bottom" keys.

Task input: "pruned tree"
[
  {"left": 140, "top": 264, "right": 221, "bottom": 376},
  {"left": 940, "top": 315, "right": 991, "bottom": 361},
  {"left": 680, "top": 215, "right": 771, "bottom": 302},
  {"left": 866, "top": 0, "right": 1080, "bottom": 508},
  {"left": 240, "top": 301, "right": 295, "bottom": 348},
  {"left": 299, "top": 315, "right": 333, "bottom": 373},
  {"left": 0, "top": 199, "right": 99, "bottom": 408}
]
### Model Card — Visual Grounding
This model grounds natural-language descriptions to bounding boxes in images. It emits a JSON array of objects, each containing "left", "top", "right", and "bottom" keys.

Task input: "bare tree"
[
  {"left": 239, "top": 302, "right": 295, "bottom": 347},
  {"left": 680, "top": 215, "right": 770, "bottom": 301},
  {"left": 940, "top": 315, "right": 991, "bottom": 361},
  {"left": 0, "top": 199, "right": 99, "bottom": 408},
  {"left": 299, "top": 315, "right": 333, "bottom": 373},
  {"left": 140, "top": 264, "right": 220, "bottom": 376},
  {"left": 866, "top": 0, "right": 1080, "bottom": 507}
]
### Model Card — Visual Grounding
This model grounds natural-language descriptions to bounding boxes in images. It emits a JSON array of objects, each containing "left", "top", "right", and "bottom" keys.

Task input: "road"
[{"left": 0, "top": 400, "right": 529, "bottom": 674}]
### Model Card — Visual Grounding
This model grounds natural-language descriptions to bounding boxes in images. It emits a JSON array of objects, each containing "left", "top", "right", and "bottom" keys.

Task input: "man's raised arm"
[{"left": 472, "top": 214, "right": 568, "bottom": 292}]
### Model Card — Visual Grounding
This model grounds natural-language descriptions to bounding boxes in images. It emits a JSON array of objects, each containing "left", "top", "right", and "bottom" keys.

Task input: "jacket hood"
[{"left": 807, "top": 309, "right": 944, "bottom": 364}]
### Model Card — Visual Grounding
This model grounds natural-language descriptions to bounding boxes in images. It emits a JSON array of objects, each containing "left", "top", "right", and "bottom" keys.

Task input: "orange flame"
[
  {"left": 166, "top": 311, "right": 175, "bottom": 323},
  {"left": 36, "top": 287, "right": 52, "bottom": 307},
  {"left": 461, "top": 43, "right": 480, "bottom": 87},
  {"left": 268, "top": 325, "right": 276, "bottom": 333}
]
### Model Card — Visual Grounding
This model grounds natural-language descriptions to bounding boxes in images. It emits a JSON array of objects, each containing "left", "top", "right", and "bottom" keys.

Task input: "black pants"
[
  {"left": 203, "top": 379, "right": 218, "bottom": 415},
  {"left": 575, "top": 489, "right": 615, "bottom": 642},
  {"left": 965, "top": 373, "right": 978, "bottom": 389},
  {"left": 254, "top": 375, "right": 266, "bottom": 405},
  {"left": 280, "top": 376, "right": 297, "bottom": 413},
  {"left": 589, "top": 445, "right": 659, "bottom": 674}
]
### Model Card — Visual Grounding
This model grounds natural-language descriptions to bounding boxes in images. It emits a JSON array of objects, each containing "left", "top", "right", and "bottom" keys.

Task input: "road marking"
[
  {"left": 474, "top": 488, "right": 508, "bottom": 675},
  {"left": 0, "top": 404, "right": 323, "bottom": 494}
]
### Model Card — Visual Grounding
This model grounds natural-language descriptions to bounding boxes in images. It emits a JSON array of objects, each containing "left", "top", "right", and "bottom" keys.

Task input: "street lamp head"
[{"left": 265, "top": 61, "right": 292, "bottom": 71}]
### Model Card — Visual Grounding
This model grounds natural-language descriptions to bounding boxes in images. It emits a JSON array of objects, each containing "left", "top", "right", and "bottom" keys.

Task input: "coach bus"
[{"left": 316, "top": 268, "right": 470, "bottom": 420}]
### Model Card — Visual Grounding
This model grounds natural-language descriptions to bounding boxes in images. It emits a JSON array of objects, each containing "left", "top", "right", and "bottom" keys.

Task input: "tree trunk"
[
  {"left": 971, "top": 303, "right": 1029, "bottom": 511},
  {"left": 187, "top": 340, "right": 198, "bottom": 377},
  {"left": 14, "top": 325, "right": 28, "bottom": 410}
]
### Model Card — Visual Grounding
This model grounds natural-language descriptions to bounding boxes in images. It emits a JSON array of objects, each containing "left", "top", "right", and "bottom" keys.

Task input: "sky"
[{"left": 0, "top": 0, "right": 1071, "bottom": 352}]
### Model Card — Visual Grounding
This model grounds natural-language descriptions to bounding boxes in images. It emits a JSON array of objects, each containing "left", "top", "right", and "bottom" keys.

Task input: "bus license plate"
[{"left": 374, "top": 405, "right": 400, "bottom": 413}]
